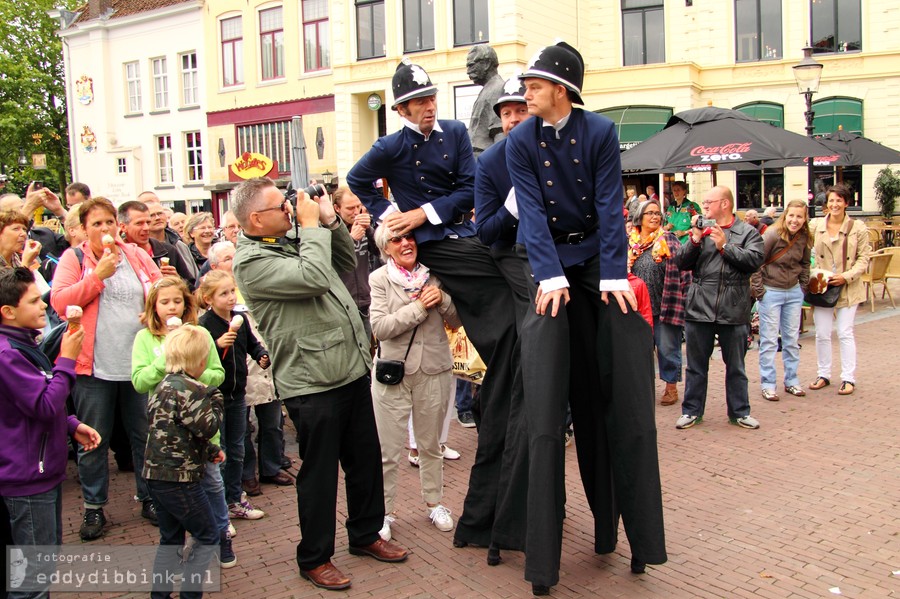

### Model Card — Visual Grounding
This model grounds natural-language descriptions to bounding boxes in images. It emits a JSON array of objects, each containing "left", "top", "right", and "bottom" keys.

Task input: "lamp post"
[
  {"left": 17, "top": 148, "right": 28, "bottom": 167},
  {"left": 793, "top": 46, "right": 824, "bottom": 220}
]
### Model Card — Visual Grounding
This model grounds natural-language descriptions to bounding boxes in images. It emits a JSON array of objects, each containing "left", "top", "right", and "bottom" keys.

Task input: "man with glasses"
[
  {"left": 673, "top": 185, "right": 764, "bottom": 431},
  {"left": 221, "top": 210, "right": 241, "bottom": 244},
  {"left": 231, "top": 177, "right": 408, "bottom": 591},
  {"left": 139, "top": 191, "right": 198, "bottom": 287}
]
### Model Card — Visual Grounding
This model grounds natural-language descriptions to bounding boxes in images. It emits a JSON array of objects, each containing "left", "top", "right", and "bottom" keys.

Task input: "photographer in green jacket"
[{"left": 231, "top": 177, "right": 409, "bottom": 591}]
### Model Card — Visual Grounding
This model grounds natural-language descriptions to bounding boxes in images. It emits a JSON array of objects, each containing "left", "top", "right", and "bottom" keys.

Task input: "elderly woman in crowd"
[
  {"left": 0, "top": 210, "right": 41, "bottom": 271},
  {"left": 750, "top": 199, "right": 812, "bottom": 402},
  {"left": 627, "top": 199, "right": 690, "bottom": 406},
  {"left": 184, "top": 212, "right": 216, "bottom": 269},
  {"left": 369, "top": 225, "right": 461, "bottom": 543},
  {"left": 809, "top": 183, "right": 871, "bottom": 396},
  {"left": 50, "top": 197, "right": 162, "bottom": 541}
]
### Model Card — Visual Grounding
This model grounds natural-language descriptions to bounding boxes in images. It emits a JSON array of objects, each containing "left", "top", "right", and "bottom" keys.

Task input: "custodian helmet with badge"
[
  {"left": 519, "top": 40, "right": 585, "bottom": 105},
  {"left": 391, "top": 58, "right": 438, "bottom": 110},
  {"left": 492, "top": 75, "right": 527, "bottom": 117}
]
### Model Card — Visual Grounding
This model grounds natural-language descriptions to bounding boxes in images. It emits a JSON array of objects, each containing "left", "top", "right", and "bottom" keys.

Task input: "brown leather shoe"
[
  {"left": 260, "top": 471, "right": 294, "bottom": 486},
  {"left": 348, "top": 538, "right": 409, "bottom": 563},
  {"left": 660, "top": 384, "right": 679, "bottom": 406},
  {"left": 299, "top": 562, "right": 351, "bottom": 590},
  {"left": 242, "top": 477, "right": 262, "bottom": 497}
]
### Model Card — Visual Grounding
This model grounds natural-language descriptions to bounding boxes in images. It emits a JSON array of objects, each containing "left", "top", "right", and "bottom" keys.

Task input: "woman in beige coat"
[
  {"left": 369, "top": 225, "right": 462, "bottom": 543},
  {"left": 809, "top": 184, "right": 871, "bottom": 395}
]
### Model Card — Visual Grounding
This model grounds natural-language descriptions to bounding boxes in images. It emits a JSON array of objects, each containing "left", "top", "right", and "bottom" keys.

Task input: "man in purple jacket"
[{"left": 0, "top": 267, "right": 100, "bottom": 590}]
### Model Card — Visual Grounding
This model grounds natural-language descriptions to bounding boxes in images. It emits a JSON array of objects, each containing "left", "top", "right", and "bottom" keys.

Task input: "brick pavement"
[{"left": 57, "top": 289, "right": 900, "bottom": 598}]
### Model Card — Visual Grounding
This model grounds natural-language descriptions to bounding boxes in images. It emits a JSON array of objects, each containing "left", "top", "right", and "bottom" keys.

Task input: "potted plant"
[{"left": 874, "top": 166, "right": 900, "bottom": 218}]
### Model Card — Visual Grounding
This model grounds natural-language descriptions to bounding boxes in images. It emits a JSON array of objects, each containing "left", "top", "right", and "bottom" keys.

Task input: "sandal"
[
  {"left": 838, "top": 381, "right": 855, "bottom": 395},
  {"left": 809, "top": 377, "right": 830, "bottom": 390}
]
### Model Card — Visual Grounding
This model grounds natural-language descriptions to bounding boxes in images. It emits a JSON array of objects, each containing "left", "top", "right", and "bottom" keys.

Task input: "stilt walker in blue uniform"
[
  {"left": 506, "top": 41, "right": 668, "bottom": 595},
  {"left": 346, "top": 59, "right": 523, "bottom": 564}
]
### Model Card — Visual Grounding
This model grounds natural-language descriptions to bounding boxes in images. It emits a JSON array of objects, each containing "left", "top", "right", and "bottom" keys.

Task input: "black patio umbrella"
[
  {"left": 759, "top": 129, "right": 900, "bottom": 169},
  {"left": 620, "top": 106, "right": 827, "bottom": 176}
]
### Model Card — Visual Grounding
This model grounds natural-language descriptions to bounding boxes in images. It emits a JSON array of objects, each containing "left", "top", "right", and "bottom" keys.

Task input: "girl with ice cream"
[
  {"left": 197, "top": 270, "right": 269, "bottom": 523},
  {"left": 130, "top": 276, "right": 237, "bottom": 567}
]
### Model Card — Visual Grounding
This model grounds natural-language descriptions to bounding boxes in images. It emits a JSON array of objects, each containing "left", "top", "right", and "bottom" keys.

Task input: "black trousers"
[
  {"left": 488, "top": 247, "right": 532, "bottom": 552},
  {"left": 515, "top": 252, "right": 667, "bottom": 585},
  {"left": 564, "top": 257, "right": 667, "bottom": 565},
  {"left": 283, "top": 376, "right": 384, "bottom": 571},
  {"left": 417, "top": 237, "right": 520, "bottom": 546}
]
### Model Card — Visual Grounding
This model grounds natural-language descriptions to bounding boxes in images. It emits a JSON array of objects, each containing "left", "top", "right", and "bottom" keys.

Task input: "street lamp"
[
  {"left": 793, "top": 45, "right": 824, "bottom": 220},
  {"left": 17, "top": 148, "right": 28, "bottom": 167}
]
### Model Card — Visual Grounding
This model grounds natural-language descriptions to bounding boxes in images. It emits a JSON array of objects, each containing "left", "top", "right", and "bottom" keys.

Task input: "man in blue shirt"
[
  {"left": 347, "top": 59, "right": 522, "bottom": 561},
  {"left": 506, "top": 41, "right": 667, "bottom": 593}
]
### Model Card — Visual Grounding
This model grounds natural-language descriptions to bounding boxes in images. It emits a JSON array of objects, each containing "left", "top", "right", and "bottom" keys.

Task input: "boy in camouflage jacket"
[{"left": 143, "top": 325, "right": 225, "bottom": 598}]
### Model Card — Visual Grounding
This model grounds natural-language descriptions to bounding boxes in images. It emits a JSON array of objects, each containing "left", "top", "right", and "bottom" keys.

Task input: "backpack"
[{"left": 39, "top": 247, "right": 85, "bottom": 362}]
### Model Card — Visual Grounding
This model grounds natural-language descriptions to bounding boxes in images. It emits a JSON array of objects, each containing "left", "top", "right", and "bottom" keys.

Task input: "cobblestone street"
[{"left": 58, "top": 291, "right": 900, "bottom": 598}]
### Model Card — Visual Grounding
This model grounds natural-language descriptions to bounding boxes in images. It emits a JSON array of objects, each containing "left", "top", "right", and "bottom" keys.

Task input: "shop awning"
[{"left": 594, "top": 105, "right": 673, "bottom": 151}]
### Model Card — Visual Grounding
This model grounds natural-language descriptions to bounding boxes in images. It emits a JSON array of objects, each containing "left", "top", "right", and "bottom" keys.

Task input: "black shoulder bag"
[{"left": 374, "top": 327, "right": 418, "bottom": 385}]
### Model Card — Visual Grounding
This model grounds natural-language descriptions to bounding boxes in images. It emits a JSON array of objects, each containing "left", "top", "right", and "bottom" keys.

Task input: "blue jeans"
[
  {"left": 148, "top": 479, "right": 219, "bottom": 599},
  {"left": 454, "top": 380, "right": 474, "bottom": 414},
  {"left": 5, "top": 485, "right": 62, "bottom": 599},
  {"left": 758, "top": 285, "right": 804, "bottom": 390},
  {"left": 653, "top": 316, "right": 684, "bottom": 383},
  {"left": 683, "top": 321, "right": 752, "bottom": 420},
  {"left": 72, "top": 376, "right": 149, "bottom": 506},
  {"left": 200, "top": 462, "right": 229, "bottom": 535},
  {"left": 219, "top": 397, "right": 247, "bottom": 505},
  {"left": 243, "top": 402, "right": 285, "bottom": 479}
]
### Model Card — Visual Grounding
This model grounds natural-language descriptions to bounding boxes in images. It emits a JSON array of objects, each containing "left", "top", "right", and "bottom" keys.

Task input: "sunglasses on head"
[{"left": 388, "top": 233, "right": 413, "bottom": 244}]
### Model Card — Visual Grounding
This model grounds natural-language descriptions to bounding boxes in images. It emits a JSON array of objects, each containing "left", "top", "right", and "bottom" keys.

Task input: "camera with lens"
[
  {"left": 697, "top": 218, "right": 717, "bottom": 230},
  {"left": 303, "top": 183, "right": 327, "bottom": 198}
]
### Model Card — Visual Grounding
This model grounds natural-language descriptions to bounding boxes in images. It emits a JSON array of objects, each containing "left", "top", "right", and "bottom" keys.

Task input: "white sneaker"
[
  {"left": 227, "top": 522, "right": 236, "bottom": 538},
  {"left": 228, "top": 491, "right": 265, "bottom": 520},
  {"left": 675, "top": 414, "right": 701, "bottom": 429},
  {"left": 441, "top": 445, "right": 460, "bottom": 460},
  {"left": 379, "top": 515, "right": 395, "bottom": 542},
  {"left": 428, "top": 505, "right": 454, "bottom": 532},
  {"left": 731, "top": 415, "right": 760, "bottom": 429}
]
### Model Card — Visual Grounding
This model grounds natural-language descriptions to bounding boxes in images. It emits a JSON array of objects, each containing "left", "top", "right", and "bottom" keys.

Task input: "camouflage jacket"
[{"left": 142, "top": 373, "right": 224, "bottom": 483}]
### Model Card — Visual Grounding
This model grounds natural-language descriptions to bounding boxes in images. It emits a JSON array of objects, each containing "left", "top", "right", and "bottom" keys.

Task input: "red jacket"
[
  {"left": 628, "top": 273, "right": 654, "bottom": 331},
  {"left": 50, "top": 239, "right": 161, "bottom": 376}
]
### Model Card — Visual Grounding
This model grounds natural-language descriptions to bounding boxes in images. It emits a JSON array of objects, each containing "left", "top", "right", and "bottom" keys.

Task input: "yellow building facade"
[{"left": 204, "top": 0, "right": 900, "bottom": 212}]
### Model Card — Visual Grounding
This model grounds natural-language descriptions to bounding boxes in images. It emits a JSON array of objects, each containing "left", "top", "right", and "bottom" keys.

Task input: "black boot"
[{"left": 486, "top": 543, "right": 501, "bottom": 566}]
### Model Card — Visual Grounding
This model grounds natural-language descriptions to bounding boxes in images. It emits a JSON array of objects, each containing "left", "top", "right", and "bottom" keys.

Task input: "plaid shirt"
[{"left": 658, "top": 232, "right": 691, "bottom": 327}]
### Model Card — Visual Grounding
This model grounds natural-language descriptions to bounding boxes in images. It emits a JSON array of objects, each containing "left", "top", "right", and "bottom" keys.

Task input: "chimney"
[{"left": 87, "top": 0, "right": 112, "bottom": 20}]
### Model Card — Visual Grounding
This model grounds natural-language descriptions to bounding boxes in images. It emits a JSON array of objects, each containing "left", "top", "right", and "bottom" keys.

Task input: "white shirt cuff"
[
  {"left": 598, "top": 278, "right": 630, "bottom": 292},
  {"left": 422, "top": 203, "right": 441, "bottom": 225},
  {"left": 377, "top": 204, "right": 398, "bottom": 222},
  {"left": 503, "top": 188, "right": 519, "bottom": 219},
  {"left": 539, "top": 276, "right": 570, "bottom": 293}
]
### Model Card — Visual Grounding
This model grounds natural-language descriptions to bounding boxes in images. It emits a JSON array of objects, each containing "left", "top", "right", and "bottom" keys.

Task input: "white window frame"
[
  {"left": 125, "top": 61, "right": 142, "bottom": 113},
  {"left": 185, "top": 131, "right": 203, "bottom": 183},
  {"left": 116, "top": 158, "right": 127, "bottom": 174},
  {"left": 180, "top": 52, "right": 199, "bottom": 106},
  {"left": 151, "top": 57, "right": 169, "bottom": 110},
  {"left": 156, "top": 135, "right": 174, "bottom": 184}
]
